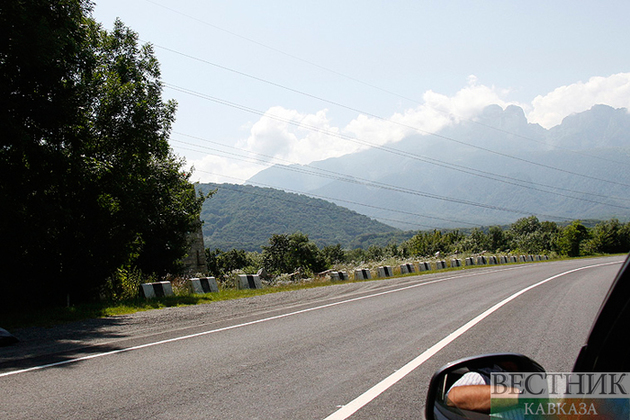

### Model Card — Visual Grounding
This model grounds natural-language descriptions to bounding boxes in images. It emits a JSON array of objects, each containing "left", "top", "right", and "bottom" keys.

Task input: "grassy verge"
[
  {"left": 1, "top": 278, "right": 339, "bottom": 330},
  {"left": 6, "top": 254, "right": 604, "bottom": 331}
]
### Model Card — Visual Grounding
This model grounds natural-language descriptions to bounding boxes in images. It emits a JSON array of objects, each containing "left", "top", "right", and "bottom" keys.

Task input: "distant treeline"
[{"left": 206, "top": 217, "right": 630, "bottom": 280}]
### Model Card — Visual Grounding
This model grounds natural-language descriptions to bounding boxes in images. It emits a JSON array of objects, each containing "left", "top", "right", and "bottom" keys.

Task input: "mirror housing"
[{"left": 425, "top": 353, "right": 545, "bottom": 420}]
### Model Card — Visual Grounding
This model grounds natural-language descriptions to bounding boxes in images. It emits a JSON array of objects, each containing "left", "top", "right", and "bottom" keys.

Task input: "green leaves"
[
  {"left": 0, "top": 1, "right": 205, "bottom": 310},
  {"left": 262, "top": 232, "right": 328, "bottom": 276}
]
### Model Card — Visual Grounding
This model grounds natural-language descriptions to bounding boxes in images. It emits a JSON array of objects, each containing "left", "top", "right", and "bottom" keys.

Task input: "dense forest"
[{"left": 197, "top": 183, "right": 405, "bottom": 251}]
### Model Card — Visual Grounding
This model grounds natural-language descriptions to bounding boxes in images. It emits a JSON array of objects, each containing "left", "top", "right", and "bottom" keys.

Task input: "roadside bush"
[
  {"left": 101, "top": 266, "right": 150, "bottom": 302},
  {"left": 557, "top": 220, "right": 590, "bottom": 257},
  {"left": 262, "top": 232, "right": 328, "bottom": 276},
  {"left": 585, "top": 219, "right": 630, "bottom": 254},
  {"left": 206, "top": 248, "right": 260, "bottom": 281},
  {"left": 321, "top": 244, "right": 347, "bottom": 266}
]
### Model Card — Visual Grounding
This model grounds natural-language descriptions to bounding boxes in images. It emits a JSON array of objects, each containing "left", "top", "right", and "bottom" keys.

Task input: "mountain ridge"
[
  {"left": 247, "top": 104, "right": 630, "bottom": 229},
  {"left": 197, "top": 183, "right": 408, "bottom": 252}
]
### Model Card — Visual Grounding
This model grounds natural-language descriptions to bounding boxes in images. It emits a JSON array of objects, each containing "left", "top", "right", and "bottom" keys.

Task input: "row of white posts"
[
  {"left": 345, "top": 254, "right": 549, "bottom": 281},
  {"left": 139, "top": 254, "right": 549, "bottom": 298},
  {"left": 139, "top": 274, "right": 262, "bottom": 299}
]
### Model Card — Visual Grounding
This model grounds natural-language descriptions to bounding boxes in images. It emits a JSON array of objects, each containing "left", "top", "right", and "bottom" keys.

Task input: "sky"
[{"left": 92, "top": 0, "right": 630, "bottom": 185}]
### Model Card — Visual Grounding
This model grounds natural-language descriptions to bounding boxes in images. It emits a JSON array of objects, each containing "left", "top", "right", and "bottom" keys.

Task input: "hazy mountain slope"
[
  {"left": 196, "top": 183, "right": 399, "bottom": 251},
  {"left": 247, "top": 105, "right": 630, "bottom": 229}
]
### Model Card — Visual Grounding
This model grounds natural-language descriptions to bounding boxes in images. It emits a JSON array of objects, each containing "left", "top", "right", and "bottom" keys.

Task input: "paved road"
[{"left": 0, "top": 256, "right": 624, "bottom": 419}]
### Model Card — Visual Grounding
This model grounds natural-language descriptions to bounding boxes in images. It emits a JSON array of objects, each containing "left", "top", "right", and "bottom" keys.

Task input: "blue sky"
[{"left": 93, "top": 0, "right": 630, "bottom": 183}]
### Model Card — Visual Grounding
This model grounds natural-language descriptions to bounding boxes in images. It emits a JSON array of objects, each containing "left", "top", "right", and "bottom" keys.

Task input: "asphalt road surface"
[{"left": 0, "top": 256, "right": 624, "bottom": 419}]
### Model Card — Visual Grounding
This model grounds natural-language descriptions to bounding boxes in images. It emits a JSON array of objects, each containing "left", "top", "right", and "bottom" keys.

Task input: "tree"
[
  {"left": 558, "top": 220, "right": 589, "bottom": 257},
  {"left": 470, "top": 228, "right": 491, "bottom": 252},
  {"left": 586, "top": 219, "right": 630, "bottom": 254},
  {"left": 262, "top": 234, "right": 293, "bottom": 275},
  {"left": 321, "top": 244, "right": 346, "bottom": 266},
  {"left": 488, "top": 226, "right": 508, "bottom": 252},
  {"left": 262, "top": 232, "right": 327, "bottom": 276},
  {"left": 507, "top": 216, "right": 554, "bottom": 253},
  {"left": 405, "top": 229, "right": 462, "bottom": 257},
  {"left": 509, "top": 216, "right": 542, "bottom": 237},
  {"left": 1, "top": 1, "right": 205, "bottom": 309},
  {"left": 206, "top": 248, "right": 253, "bottom": 281}
]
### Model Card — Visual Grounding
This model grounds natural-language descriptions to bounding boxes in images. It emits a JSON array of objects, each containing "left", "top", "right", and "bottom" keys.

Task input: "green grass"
[
  {"left": 2, "top": 279, "right": 340, "bottom": 330},
  {"left": 6, "top": 254, "right": 604, "bottom": 331}
]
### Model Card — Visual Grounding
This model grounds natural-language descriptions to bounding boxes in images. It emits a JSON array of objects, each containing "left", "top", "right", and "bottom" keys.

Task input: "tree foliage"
[
  {"left": 206, "top": 248, "right": 257, "bottom": 281},
  {"left": 0, "top": 1, "right": 205, "bottom": 309},
  {"left": 401, "top": 217, "right": 630, "bottom": 258},
  {"left": 557, "top": 220, "right": 589, "bottom": 257},
  {"left": 197, "top": 183, "right": 400, "bottom": 251},
  {"left": 586, "top": 218, "right": 630, "bottom": 254},
  {"left": 262, "top": 232, "right": 328, "bottom": 276},
  {"left": 406, "top": 230, "right": 464, "bottom": 256}
]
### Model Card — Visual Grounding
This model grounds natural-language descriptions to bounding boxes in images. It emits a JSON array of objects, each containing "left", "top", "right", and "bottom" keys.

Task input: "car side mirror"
[{"left": 425, "top": 353, "right": 545, "bottom": 420}]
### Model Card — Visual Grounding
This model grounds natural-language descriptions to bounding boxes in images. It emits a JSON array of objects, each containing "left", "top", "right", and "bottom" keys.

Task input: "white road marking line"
[
  {"left": 322, "top": 261, "right": 619, "bottom": 420},
  {"left": 0, "top": 270, "right": 495, "bottom": 378}
]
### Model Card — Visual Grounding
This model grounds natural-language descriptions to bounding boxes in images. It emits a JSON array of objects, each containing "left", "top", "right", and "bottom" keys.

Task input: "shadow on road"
[{"left": 0, "top": 316, "right": 137, "bottom": 373}]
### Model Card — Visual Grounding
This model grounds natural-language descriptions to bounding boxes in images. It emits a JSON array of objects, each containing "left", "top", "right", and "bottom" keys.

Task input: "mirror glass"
[{"left": 427, "top": 353, "right": 545, "bottom": 420}]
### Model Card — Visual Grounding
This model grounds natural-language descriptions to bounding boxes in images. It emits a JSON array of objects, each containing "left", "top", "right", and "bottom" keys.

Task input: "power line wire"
[
  {"left": 170, "top": 137, "right": 576, "bottom": 222},
  {"left": 194, "top": 174, "right": 440, "bottom": 230},
  {"left": 142, "top": 0, "right": 629, "bottom": 168},
  {"left": 155, "top": 50, "right": 630, "bottom": 190},
  {"left": 165, "top": 86, "right": 630, "bottom": 212},
  {"left": 174, "top": 145, "right": 477, "bottom": 228}
]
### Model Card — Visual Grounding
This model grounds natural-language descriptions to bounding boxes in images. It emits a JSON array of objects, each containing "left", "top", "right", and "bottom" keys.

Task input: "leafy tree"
[
  {"left": 507, "top": 216, "right": 553, "bottom": 253},
  {"left": 289, "top": 232, "right": 327, "bottom": 274},
  {"left": 488, "top": 226, "right": 508, "bottom": 252},
  {"left": 366, "top": 245, "right": 385, "bottom": 261},
  {"left": 262, "top": 234, "right": 293, "bottom": 275},
  {"left": 558, "top": 220, "right": 589, "bottom": 257},
  {"left": 206, "top": 248, "right": 254, "bottom": 280},
  {"left": 405, "top": 229, "right": 463, "bottom": 257},
  {"left": 471, "top": 228, "right": 491, "bottom": 252},
  {"left": 509, "top": 216, "right": 542, "bottom": 237},
  {"left": 321, "top": 244, "right": 346, "bottom": 266},
  {"left": 385, "top": 241, "right": 409, "bottom": 258},
  {"left": 586, "top": 219, "right": 630, "bottom": 254},
  {"left": 405, "top": 230, "right": 440, "bottom": 256},
  {"left": 262, "top": 232, "right": 327, "bottom": 276},
  {"left": 345, "top": 247, "right": 368, "bottom": 263},
  {"left": 0, "top": 1, "right": 205, "bottom": 309}
]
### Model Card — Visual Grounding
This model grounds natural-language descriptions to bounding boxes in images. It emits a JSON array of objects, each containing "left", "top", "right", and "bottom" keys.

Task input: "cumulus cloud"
[
  {"left": 186, "top": 107, "right": 358, "bottom": 183},
  {"left": 238, "top": 106, "right": 357, "bottom": 163},
  {"left": 187, "top": 78, "right": 519, "bottom": 183},
  {"left": 528, "top": 73, "right": 630, "bottom": 128},
  {"left": 187, "top": 73, "right": 630, "bottom": 183},
  {"left": 344, "top": 75, "right": 517, "bottom": 146}
]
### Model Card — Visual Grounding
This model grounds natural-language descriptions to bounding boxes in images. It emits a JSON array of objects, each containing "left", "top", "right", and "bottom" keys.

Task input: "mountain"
[
  {"left": 197, "top": 183, "right": 405, "bottom": 251},
  {"left": 247, "top": 105, "right": 630, "bottom": 229}
]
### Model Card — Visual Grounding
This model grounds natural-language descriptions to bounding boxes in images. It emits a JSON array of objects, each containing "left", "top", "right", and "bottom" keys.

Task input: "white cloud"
[
  {"left": 189, "top": 77, "right": 520, "bottom": 183},
  {"left": 344, "top": 75, "right": 517, "bottom": 146},
  {"left": 238, "top": 106, "right": 357, "bottom": 163},
  {"left": 528, "top": 73, "right": 630, "bottom": 128},
  {"left": 185, "top": 107, "right": 358, "bottom": 183},
  {"left": 186, "top": 73, "right": 630, "bottom": 184},
  {"left": 186, "top": 154, "right": 263, "bottom": 184}
]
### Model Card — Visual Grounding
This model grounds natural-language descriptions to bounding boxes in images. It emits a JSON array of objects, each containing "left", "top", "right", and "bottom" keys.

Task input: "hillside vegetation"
[
  {"left": 249, "top": 105, "right": 630, "bottom": 229},
  {"left": 197, "top": 183, "right": 411, "bottom": 251}
]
